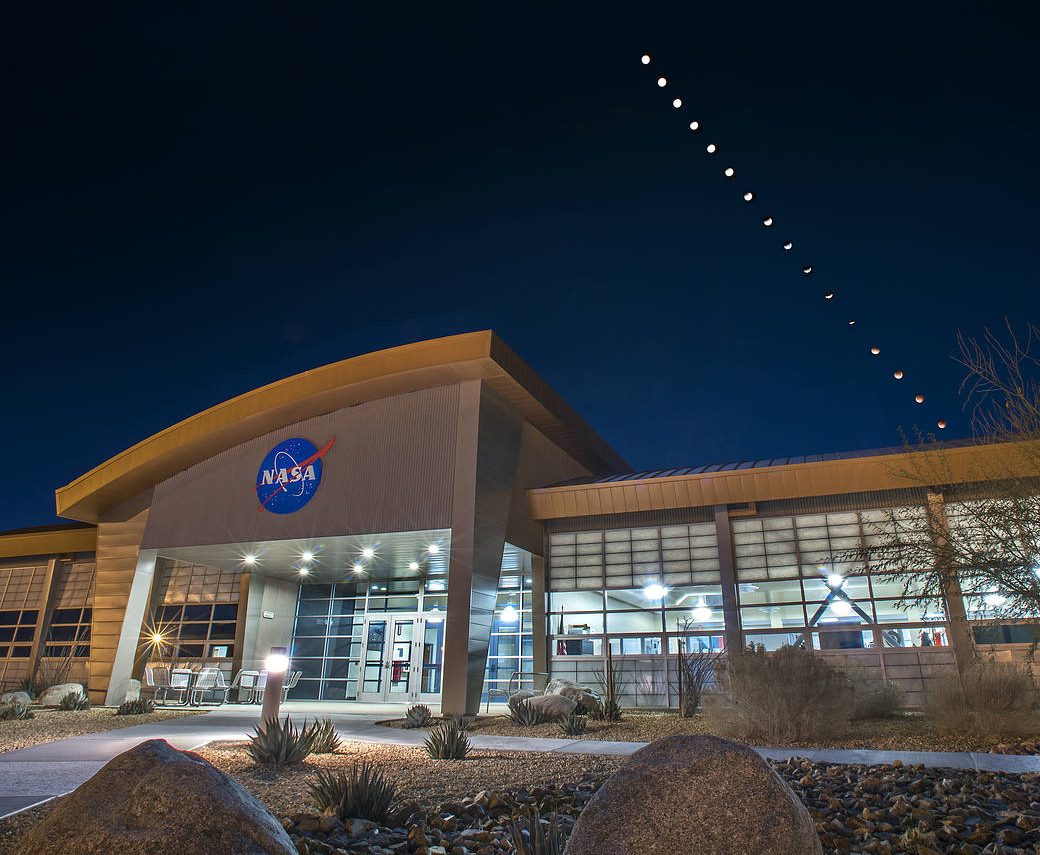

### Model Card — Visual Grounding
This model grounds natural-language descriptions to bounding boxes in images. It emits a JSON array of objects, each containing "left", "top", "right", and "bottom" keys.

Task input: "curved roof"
[{"left": 56, "top": 331, "right": 630, "bottom": 523}]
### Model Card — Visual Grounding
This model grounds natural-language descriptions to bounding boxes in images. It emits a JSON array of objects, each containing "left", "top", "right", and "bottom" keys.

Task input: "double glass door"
[{"left": 358, "top": 614, "right": 444, "bottom": 703}]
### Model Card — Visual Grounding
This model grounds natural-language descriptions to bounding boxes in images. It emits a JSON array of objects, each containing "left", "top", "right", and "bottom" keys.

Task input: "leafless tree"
[{"left": 672, "top": 618, "right": 724, "bottom": 717}]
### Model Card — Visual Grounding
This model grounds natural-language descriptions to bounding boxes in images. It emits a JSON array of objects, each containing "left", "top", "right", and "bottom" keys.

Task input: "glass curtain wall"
[
  {"left": 482, "top": 544, "right": 534, "bottom": 701},
  {"left": 731, "top": 508, "right": 950, "bottom": 650}
]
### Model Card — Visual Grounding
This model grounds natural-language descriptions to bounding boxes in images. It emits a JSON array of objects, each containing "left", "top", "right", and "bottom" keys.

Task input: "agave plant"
[
  {"left": 424, "top": 718, "right": 470, "bottom": 760},
  {"left": 309, "top": 762, "right": 398, "bottom": 823},
  {"left": 305, "top": 717, "right": 342, "bottom": 754},
  {"left": 57, "top": 691, "right": 90, "bottom": 711},
  {"left": 508, "top": 806, "right": 567, "bottom": 855},
  {"left": 0, "top": 703, "right": 34, "bottom": 720},
  {"left": 246, "top": 715, "right": 315, "bottom": 768},
  {"left": 115, "top": 698, "right": 155, "bottom": 716},
  {"left": 403, "top": 703, "right": 433, "bottom": 728},
  {"left": 557, "top": 712, "right": 587, "bottom": 737},
  {"left": 508, "top": 697, "right": 546, "bottom": 727}
]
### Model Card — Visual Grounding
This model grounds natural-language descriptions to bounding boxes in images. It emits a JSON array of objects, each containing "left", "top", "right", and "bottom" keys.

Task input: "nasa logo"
[{"left": 255, "top": 436, "right": 335, "bottom": 514}]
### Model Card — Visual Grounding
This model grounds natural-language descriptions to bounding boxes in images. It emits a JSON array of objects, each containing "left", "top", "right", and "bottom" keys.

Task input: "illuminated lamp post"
[{"left": 260, "top": 646, "right": 290, "bottom": 728}]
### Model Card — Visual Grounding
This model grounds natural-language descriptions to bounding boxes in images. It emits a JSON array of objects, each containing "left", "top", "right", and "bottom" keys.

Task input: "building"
[{"left": 0, "top": 331, "right": 1034, "bottom": 712}]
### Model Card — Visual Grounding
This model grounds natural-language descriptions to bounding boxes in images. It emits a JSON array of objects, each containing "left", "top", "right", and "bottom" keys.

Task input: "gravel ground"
[
  {"left": 1, "top": 741, "right": 1037, "bottom": 854},
  {"left": 0, "top": 707, "right": 202, "bottom": 754},
  {"left": 430, "top": 711, "right": 1040, "bottom": 755}
]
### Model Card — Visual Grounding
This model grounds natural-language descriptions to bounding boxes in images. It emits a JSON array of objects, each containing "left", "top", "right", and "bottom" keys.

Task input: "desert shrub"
[
  {"left": 673, "top": 620, "right": 724, "bottom": 717},
  {"left": 58, "top": 691, "right": 90, "bottom": 711},
  {"left": 425, "top": 718, "right": 470, "bottom": 759},
  {"left": 508, "top": 696, "right": 547, "bottom": 727},
  {"left": 702, "top": 644, "right": 853, "bottom": 743},
  {"left": 507, "top": 805, "right": 566, "bottom": 855},
  {"left": 247, "top": 715, "right": 314, "bottom": 768},
  {"left": 305, "top": 718, "right": 342, "bottom": 754},
  {"left": 594, "top": 646, "right": 625, "bottom": 721},
  {"left": 0, "top": 704, "right": 34, "bottom": 720},
  {"left": 925, "top": 660, "right": 1039, "bottom": 739},
  {"left": 403, "top": 703, "right": 433, "bottom": 728},
  {"left": 448, "top": 713, "right": 472, "bottom": 731},
  {"left": 116, "top": 698, "right": 155, "bottom": 716},
  {"left": 850, "top": 676, "right": 903, "bottom": 719},
  {"left": 558, "top": 713, "right": 587, "bottom": 737},
  {"left": 309, "top": 762, "right": 398, "bottom": 823}
]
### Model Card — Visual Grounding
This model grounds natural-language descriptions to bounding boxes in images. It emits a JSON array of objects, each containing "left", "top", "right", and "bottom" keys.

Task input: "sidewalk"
[{"left": 2, "top": 703, "right": 1039, "bottom": 819}]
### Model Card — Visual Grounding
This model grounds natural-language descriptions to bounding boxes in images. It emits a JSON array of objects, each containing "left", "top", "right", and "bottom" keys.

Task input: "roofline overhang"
[
  {"left": 0, "top": 525, "right": 98, "bottom": 560},
  {"left": 56, "top": 331, "right": 630, "bottom": 523},
  {"left": 527, "top": 439, "right": 1040, "bottom": 520}
]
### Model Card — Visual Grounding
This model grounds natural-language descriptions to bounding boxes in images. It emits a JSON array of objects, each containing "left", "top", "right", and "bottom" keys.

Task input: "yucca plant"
[
  {"left": 247, "top": 715, "right": 315, "bottom": 768},
  {"left": 508, "top": 697, "right": 546, "bottom": 727},
  {"left": 305, "top": 717, "right": 342, "bottom": 754},
  {"left": 424, "top": 717, "right": 470, "bottom": 759},
  {"left": 308, "top": 762, "right": 398, "bottom": 823},
  {"left": 58, "top": 691, "right": 90, "bottom": 711},
  {"left": 557, "top": 712, "right": 587, "bottom": 737},
  {"left": 0, "top": 704, "right": 34, "bottom": 720},
  {"left": 507, "top": 806, "right": 566, "bottom": 855},
  {"left": 448, "top": 713, "right": 472, "bottom": 731},
  {"left": 403, "top": 703, "right": 432, "bottom": 728},
  {"left": 116, "top": 698, "right": 155, "bottom": 716}
]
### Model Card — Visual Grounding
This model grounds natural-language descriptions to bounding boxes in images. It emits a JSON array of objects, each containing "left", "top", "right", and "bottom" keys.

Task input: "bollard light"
[{"left": 260, "top": 646, "right": 290, "bottom": 728}]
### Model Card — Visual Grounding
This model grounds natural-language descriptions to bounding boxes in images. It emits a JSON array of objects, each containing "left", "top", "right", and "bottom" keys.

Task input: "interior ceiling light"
[
  {"left": 743, "top": 192, "right": 753, "bottom": 201},
  {"left": 361, "top": 547, "right": 375, "bottom": 559},
  {"left": 762, "top": 216, "right": 773, "bottom": 227},
  {"left": 689, "top": 121, "right": 700, "bottom": 131},
  {"left": 894, "top": 370, "right": 905, "bottom": 380},
  {"left": 783, "top": 241, "right": 793, "bottom": 250},
  {"left": 706, "top": 143, "right": 717, "bottom": 154},
  {"left": 724, "top": 167, "right": 734, "bottom": 177},
  {"left": 500, "top": 604, "right": 519, "bottom": 623},
  {"left": 937, "top": 419, "right": 947, "bottom": 429},
  {"left": 672, "top": 98, "right": 682, "bottom": 108},
  {"left": 641, "top": 54, "right": 651, "bottom": 65},
  {"left": 643, "top": 583, "right": 670, "bottom": 601},
  {"left": 827, "top": 573, "right": 845, "bottom": 589},
  {"left": 657, "top": 77, "right": 667, "bottom": 87},
  {"left": 831, "top": 599, "right": 853, "bottom": 617},
  {"left": 428, "top": 607, "right": 443, "bottom": 624},
  {"left": 915, "top": 394, "right": 925, "bottom": 404},
  {"left": 984, "top": 592, "right": 1006, "bottom": 608},
  {"left": 692, "top": 601, "right": 713, "bottom": 622}
]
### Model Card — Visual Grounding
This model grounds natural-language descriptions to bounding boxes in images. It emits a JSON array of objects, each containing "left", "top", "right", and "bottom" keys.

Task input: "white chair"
[
  {"left": 146, "top": 666, "right": 190, "bottom": 707},
  {"left": 190, "top": 668, "right": 226, "bottom": 706}
]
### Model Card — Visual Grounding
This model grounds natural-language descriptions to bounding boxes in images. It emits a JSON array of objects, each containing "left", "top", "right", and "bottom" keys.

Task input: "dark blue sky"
[{"left": 3, "top": 3, "right": 1038, "bottom": 529}]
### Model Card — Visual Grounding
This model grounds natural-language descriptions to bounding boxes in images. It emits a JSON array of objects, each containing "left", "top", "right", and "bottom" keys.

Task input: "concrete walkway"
[{"left": 2, "top": 702, "right": 1039, "bottom": 820}]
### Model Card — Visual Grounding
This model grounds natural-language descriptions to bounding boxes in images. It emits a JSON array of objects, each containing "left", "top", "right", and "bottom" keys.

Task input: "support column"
[
  {"left": 28, "top": 558, "right": 61, "bottom": 684},
  {"left": 530, "top": 554, "right": 548, "bottom": 675},
  {"left": 713, "top": 505, "right": 744, "bottom": 654},
  {"left": 102, "top": 547, "right": 158, "bottom": 705},
  {"left": 231, "top": 571, "right": 252, "bottom": 677},
  {"left": 927, "top": 492, "right": 976, "bottom": 675},
  {"left": 442, "top": 381, "right": 524, "bottom": 715}
]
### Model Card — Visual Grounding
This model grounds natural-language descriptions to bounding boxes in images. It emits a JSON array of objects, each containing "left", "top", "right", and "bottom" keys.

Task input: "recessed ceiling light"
[
  {"left": 243, "top": 555, "right": 257, "bottom": 566},
  {"left": 352, "top": 563, "right": 364, "bottom": 573},
  {"left": 408, "top": 561, "right": 420, "bottom": 571},
  {"left": 301, "top": 551, "right": 314, "bottom": 563},
  {"left": 426, "top": 544, "right": 440, "bottom": 555},
  {"left": 361, "top": 547, "right": 375, "bottom": 559},
  {"left": 298, "top": 566, "right": 310, "bottom": 576}
]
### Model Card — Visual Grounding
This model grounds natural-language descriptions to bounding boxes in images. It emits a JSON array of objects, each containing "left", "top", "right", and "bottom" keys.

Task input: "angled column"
[{"left": 442, "top": 381, "right": 524, "bottom": 715}]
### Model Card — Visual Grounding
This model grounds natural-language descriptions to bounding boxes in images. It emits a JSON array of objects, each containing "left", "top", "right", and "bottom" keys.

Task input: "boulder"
[
  {"left": 508, "top": 689, "right": 535, "bottom": 704},
  {"left": 564, "top": 735, "right": 821, "bottom": 855},
  {"left": 11, "top": 739, "right": 296, "bottom": 855},
  {"left": 545, "top": 679, "right": 601, "bottom": 711},
  {"left": 38, "top": 683, "right": 85, "bottom": 707},
  {"left": 525, "top": 693, "right": 576, "bottom": 720},
  {"left": 0, "top": 691, "right": 30, "bottom": 705},
  {"left": 124, "top": 678, "right": 142, "bottom": 702}
]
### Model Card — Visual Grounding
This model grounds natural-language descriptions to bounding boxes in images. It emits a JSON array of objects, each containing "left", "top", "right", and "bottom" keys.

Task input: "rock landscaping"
[
  {"left": 0, "top": 706, "right": 201, "bottom": 754},
  {"left": 2, "top": 738, "right": 1039, "bottom": 855}
]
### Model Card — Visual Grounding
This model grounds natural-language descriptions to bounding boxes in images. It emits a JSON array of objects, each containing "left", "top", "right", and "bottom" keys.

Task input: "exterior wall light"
[{"left": 830, "top": 600, "right": 853, "bottom": 617}]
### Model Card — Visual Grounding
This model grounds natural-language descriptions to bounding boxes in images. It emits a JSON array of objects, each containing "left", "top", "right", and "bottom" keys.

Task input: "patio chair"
[
  {"left": 190, "top": 668, "right": 227, "bottom": 706},
  {"left": 146, "top": 666, "right": 190, "bottom": 707},
  {"left": 280, "top": 670, "right": 302, "bottom": 701},
  {"left": 238, "top": 670, "right": 263, "bottom": 704}
]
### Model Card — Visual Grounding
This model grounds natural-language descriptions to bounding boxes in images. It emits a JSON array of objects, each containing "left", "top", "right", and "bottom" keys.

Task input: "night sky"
[{"left": 3, "top": 3, "right": 1039, "bottom": 530}]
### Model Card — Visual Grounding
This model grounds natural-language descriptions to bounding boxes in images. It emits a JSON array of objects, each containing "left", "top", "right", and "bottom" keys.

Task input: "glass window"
[{"left": 744, "top": 631, "right": 806, "bottom": 651}]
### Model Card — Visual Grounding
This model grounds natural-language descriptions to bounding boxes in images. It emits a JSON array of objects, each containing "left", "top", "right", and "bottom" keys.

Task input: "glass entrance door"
[{"left": 358, "top": 614, "right": 444, "bottom": 703}]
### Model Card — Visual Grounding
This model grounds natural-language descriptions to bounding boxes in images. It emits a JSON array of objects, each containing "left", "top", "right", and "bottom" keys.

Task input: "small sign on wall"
[{"left": 262, "top": 610, "right": 275, "bottom": 620}]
